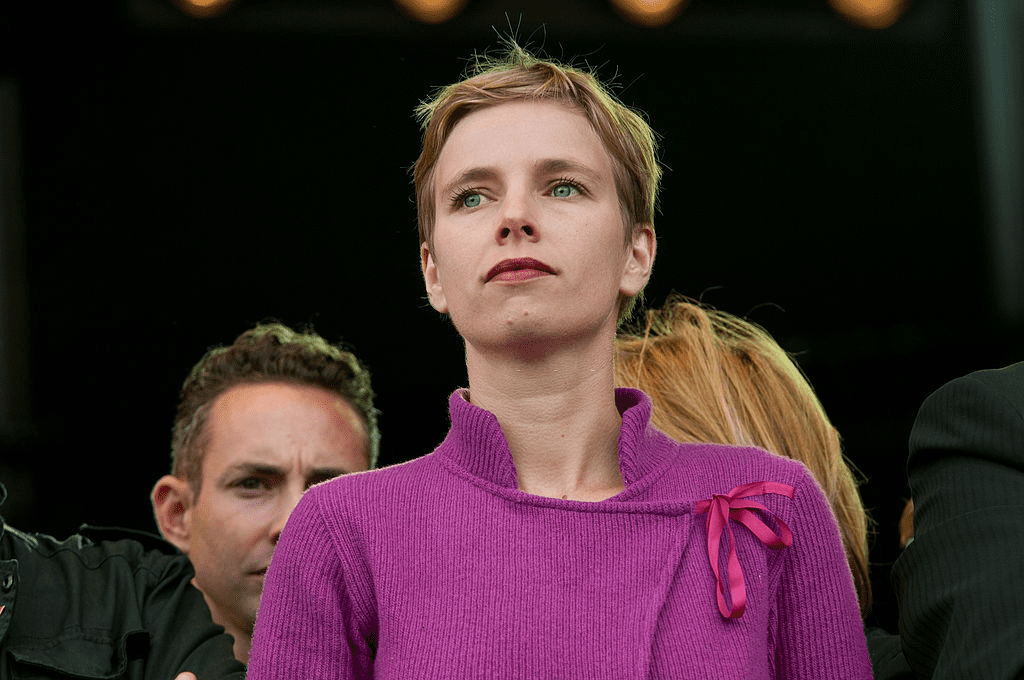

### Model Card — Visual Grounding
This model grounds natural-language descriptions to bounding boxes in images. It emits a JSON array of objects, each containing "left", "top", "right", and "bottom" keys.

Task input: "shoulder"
[
  {"left": 921, "top": 361, "right": 1024, "bottom": 413},
  {"left": 266, "top": 456, "right": 454, "bottom": 614},
  {"left": 78, "top": 525, "right": 181, "bottom": 555},
  {"left": 282, "top": 454, "right": 450, "bottom": 545},
  {"left": 7, "top": 524, "right": 194, "bottom": 583},
  {"left": 654, "top": 436, "right": 819, "bottom": 510},
  {"left": 307, "top": 453, "right": 447, "bottom": 507},
  {"left": 665, "top": 436, "right": 811, "bottom": 486},
  {"left": 911, "top": 361, "right": 1024, "bottom": 469},
  {"left": 654, "top": 440, "right": 846, "bottom": 576}
]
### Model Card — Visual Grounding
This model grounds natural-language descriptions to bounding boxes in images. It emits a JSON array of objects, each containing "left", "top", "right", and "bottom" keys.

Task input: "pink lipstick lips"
[{"left": 485, "top": 257, "right": 555, "bottom": 283}]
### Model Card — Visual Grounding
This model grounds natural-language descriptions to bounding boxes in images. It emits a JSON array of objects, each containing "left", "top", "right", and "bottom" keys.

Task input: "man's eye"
[{"left": 237, "top": 477, "right": 267, "bottom": 491}]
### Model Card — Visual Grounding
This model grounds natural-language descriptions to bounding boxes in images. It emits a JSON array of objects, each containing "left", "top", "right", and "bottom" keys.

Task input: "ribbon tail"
[
  {"left": 732, "top": 507, "right": 793, "bottom": 550},
  {"left": 723, "top": 523, "right": 746, "bottom": 618}
]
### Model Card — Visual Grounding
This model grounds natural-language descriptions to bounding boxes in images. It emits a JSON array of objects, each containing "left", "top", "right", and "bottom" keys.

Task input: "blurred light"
[
  {"left": 610, "top": 0, "right": 687, "bottom": 27},
  {"left": 174, "top": 0, "right": 236, "bottom": 18},
  {"left": 828, "top": 0, "right": 910, "bottom": 29},
  {"left": 395, "top": 0, "right": 467, "bottom": 24}
]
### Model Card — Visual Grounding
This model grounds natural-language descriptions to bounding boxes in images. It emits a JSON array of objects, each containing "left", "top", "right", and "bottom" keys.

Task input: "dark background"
[{"left": 1, "top": 0, "right": 1021, "bottom": 634}]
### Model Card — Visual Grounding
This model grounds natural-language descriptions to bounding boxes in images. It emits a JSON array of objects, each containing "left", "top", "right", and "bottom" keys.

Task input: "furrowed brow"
[
  {"left": 306, "top": 467, "right": 350, "bottom": 486},
  {"left": 217, "top": 462, "right": 284, "bottom": 484}
]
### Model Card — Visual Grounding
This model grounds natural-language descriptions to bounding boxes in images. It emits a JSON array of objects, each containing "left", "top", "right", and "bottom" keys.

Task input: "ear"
[
  {"left": 421, "top": 241, "right": 449, "bottom": 313},
  {"left": 151, "top": 475, "right": 194, "bottom": 555},
  {"left": 620, "top": 224, "right": 656, "bottom": 297}
]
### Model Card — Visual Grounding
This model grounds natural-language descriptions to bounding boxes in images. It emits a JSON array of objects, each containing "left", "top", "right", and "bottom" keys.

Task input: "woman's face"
[{"left": 421, "top": 99, "right": 654, "bottom": 353}]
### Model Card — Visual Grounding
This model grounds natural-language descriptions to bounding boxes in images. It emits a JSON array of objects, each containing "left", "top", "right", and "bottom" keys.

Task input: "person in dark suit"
[{"left": 892, "top": 361, "right": 1024, "bottom": 679}]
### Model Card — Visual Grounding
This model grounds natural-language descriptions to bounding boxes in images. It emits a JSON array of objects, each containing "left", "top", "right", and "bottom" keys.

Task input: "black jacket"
[
  {"left": 0, "top": 486, "right": 245, "bottom": 679},
  {"left": 893, "top": 361, "right": 1024, "bottom": 679}
]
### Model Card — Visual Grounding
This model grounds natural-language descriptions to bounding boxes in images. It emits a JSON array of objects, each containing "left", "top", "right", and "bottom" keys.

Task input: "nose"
[
  {"left": 495, "top": 187, "right": 540, "bottom": 244},
  {"left": 497, "top": 222, "right": 536, "bottom": 242},
  {"left": 271, "top": 485, "right": 306, "bottom": 544}
]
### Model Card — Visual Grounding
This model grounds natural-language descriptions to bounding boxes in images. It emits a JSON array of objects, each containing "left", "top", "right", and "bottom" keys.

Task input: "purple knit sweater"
[{"left": 248, "top": 389, "right": 872, "bottom": 679}]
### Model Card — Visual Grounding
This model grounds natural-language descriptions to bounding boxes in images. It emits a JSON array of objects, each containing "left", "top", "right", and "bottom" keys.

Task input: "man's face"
[{"left": 180, "top": 381, "right": 369, "bottom": 638}]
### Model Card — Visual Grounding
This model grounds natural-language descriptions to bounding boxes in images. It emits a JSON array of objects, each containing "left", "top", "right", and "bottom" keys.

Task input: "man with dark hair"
[{"left": 151, "top": 322, "right": 378, "bottom": 664}]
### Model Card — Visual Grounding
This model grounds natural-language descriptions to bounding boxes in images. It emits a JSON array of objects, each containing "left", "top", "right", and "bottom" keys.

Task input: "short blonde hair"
[
  {"left": 413, "top": 42, "right": 661, "bottom": 323},
  {"left": 615, "top": 298, "right": 872, "bottom": 617}
]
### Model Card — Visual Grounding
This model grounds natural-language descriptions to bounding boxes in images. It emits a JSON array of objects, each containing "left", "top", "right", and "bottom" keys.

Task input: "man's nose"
[{"left": 271, "top": 485, "right": 306, "bottom": 544}]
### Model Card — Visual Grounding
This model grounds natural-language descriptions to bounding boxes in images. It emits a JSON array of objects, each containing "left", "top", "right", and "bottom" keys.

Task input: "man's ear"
[
  {"left": 151, "top": 475, "right": 193, "bottom": 555},
  {"left": 421, "top": 241, "right": 449, "bottom": 313},
  {"left": 620, "top": 224, "right": 656, "bottom": 297}
]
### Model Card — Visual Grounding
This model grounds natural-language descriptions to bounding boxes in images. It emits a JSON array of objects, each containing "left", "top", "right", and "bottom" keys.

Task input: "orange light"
[
  {"left": 395, "top": 0, "right": 467, "bottom": 24},
  {"left": 828, "top": 0, "right": 909, "bottom": 29},
  {"left": 174, "top": 0, "right": 235, "bottom": 18},
  {"left": 610, "top": 0, "right": 687, "bottom": 28}
]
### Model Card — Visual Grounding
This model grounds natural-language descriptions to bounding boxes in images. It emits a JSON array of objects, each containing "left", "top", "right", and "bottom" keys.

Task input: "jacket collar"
[{"left": 437, "top": 387, "right": 670, "bottom": 492}]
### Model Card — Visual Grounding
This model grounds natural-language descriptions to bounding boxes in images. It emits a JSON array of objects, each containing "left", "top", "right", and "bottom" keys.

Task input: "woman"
[
  {"left": 248, "top": 44, "right": 872, "bottom": 678},
  {"left": 614, "top": 297, "right": 872, "bottom": 617}
]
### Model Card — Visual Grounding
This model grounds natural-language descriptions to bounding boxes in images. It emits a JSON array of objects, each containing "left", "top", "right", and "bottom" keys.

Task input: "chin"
[
  {"left": 457, "top": 302, "right": 611, "bottom": 353},
  {"left": 472, "top": 314, "right": 554, "bottom": 346},
  {"left": 240, "top": 601, "right": 261, "bottom": 630}
]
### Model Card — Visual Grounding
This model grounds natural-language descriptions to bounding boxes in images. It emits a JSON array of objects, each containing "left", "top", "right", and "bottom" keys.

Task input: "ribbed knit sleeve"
[
  {"left": 248, "top": 484, "right": 375, "bottom": 679},
  {"left": 893, "top": 363, "right": 1024, "bottom": 679},
  {"left": 772, "top": 471, "right": 873, "bottom": 678}
]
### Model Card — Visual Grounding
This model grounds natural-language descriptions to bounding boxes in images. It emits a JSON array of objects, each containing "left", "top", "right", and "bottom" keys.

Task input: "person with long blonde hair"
[{"left": 615, "top": 297, "right": 871, "bottom": 616}]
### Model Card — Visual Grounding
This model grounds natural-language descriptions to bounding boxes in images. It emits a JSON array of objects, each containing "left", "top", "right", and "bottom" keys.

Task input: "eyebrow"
[
  {"left": 217, "top": 462, "right": 351, "bottom": 485},
  {"left": 534, "top": 158, "right": 599, "bottom": 180},
  {"left": 306, "top": 467, "right": 350, "bottom": 481},
  {"left": 438, "top": 166, "right": 500, "bottom": 201}
]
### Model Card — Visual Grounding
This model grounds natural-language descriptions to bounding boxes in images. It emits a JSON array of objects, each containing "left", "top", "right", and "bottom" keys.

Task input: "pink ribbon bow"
[{"left": 695, "top": 481, "right": 795, "bottom": 619}]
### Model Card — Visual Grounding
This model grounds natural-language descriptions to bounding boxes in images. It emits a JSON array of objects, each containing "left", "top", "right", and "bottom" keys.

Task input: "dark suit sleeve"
[{"left": 892, "top": 363, "right": 1024, "bottom": 680}]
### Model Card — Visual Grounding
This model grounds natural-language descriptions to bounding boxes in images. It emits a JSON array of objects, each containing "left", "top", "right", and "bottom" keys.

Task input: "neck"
[
  {"left": 196, "top": 582, "right": 252, "bottom": 665},
  {"left": 464, "top": 332, "right": 625, "bottom": 502}
]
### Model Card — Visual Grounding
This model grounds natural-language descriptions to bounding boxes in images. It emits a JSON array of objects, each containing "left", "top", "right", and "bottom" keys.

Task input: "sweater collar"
[{"left": 439, "top": 387, "right": 669, "bottom": 491}]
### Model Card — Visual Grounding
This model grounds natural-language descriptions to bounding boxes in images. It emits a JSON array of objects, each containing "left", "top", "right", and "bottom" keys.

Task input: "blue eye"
[
  {"left": 552, "top": 183, "right": 580, "bottom": 198},
  {"left": 463, "top": 193, "right": 483, "bottom": 208}
]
